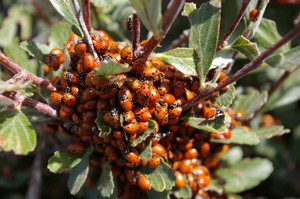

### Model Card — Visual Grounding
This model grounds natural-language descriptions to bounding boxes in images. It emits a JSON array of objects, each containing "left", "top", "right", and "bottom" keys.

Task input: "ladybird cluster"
[{"left": 46, "top": 29, "right": 247, "bottom": 198}]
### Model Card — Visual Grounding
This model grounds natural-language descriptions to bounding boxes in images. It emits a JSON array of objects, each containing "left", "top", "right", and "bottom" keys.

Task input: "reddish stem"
[
  {"left": 217, "top": 0, "right": 251, "bottom": 51},
  {"left": 141, "top": 0, "right": 185, "bottom": 59},
  {"left": 132, "top": 12, "right": 141, "bottom": 59},
  {"left": 0, "top": 51, "right": 58, "bottom": 92},
  {"left": 2, "top": 91, "right": 57, "bottom": 117},
  {"left": 82, "top": 0, "right": 91, "bottom": 32},
  {"left": 182, "top": 22, "right": 300, "bottom": 112}
]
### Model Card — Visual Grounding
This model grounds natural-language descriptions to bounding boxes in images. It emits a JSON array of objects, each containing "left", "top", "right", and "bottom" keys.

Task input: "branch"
[
  {"left": 268, "top": 65, "right": 299, "bottom": 96},
  {"left": 2, "top": 91, "right": 57, "bottom": 118},
  {"left": 167, "top": 29, "right": 189, "bottom": 50},
  {"left": 72, "top": 0, "right": 100, "bottom": 64},
  {"left": 82, "top": 0, "right": 91, "bottom": 32},
  {"left": 0, "top": 51, "right": 58, "bottom": 92},
  {"left": 132, "top": 12, "right": 141, "bottom": 59},
  {"left": 140, "top": 0, "right": 185, "bottom": 59},
  {"left": 217, "top": 0, "right": 251, "bottom": 51},
  {"left": 182, "top": 22, "right": 300, "bottom": 112}
]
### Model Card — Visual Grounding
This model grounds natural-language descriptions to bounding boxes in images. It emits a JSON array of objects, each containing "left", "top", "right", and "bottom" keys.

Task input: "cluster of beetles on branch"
[{"left": 43, "top": 19, "right": 254, "bottom": 198}]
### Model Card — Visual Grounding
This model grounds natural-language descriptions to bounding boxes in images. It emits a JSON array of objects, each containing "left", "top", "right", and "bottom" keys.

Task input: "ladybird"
[
  {"left": 96, "top": 87, "right": 118, "bottom": 99},
  {"left": 153, "top": 105, "right": 168, "bottom": 121},
  {"left": 120, "top": 46, "right": 133, "bottom": 63},
  {"left": 85, "top": 71, "right": 94, "bottom": 87},
  {"left": 82, "top": 111, "right": 97, "bottom": 123},
  {"left": 151, "top": 143, "right": 166, "bottom": 157},
  {"left": 158, "top": 82, "right": 170, "bottom": 95},
  {"left": 120, "top": 97, "right": 133, "bottom": 112},
  {"left": 132, "top": 58, "right": 146, "bottom": 71},
  {"left": 168, "top": 106, "right": 182, "bottom": 119},
  {"left": 92, "top": 75, "right": 109, "bottom": 88},
  {"left": 70, "top": 84, "right": 79, "bottom": 95},
  {"left": 83, "top": 52, "right": 96, "bottom": 70},
  {"left": 172, "top": 81, "right": 185, "bottom": 97},
  {"left": 184, "top": 148, "right": 199, "bottom": 159},
  {"left": 218, "top": 71, "right": 226, "bottom": 82},
  {"left": 105, "top": 145, "right": 118, "bottom": 161},
  {"left": 59, "top": 105, "right": 74, "bottom": 119},
  {"left": 138, "top": 122, "right": 149, "bottom": 133},
  {"left": 249, "top": 8, "right": 259, "bottom": 22},
  {"left": 103, "top": 108, "right": 120, "bottom": 124},
  {"left": 81, "top": 87, "right": 98, "bottom": 102},
  {"left": 136, "top": 110, "right": 152, "bottom": 122},
  {"left": 50, "top": 48, "right": 64, "bottom": 63},
  {"left": 116, "top": 139, "right": 127, "bottom": 150},
  {"left": 96, "top": 37, "right": 110, "bottom": 52},
  {"left": 113, "top": 130, "right": 124, "bottom": 139},
  {"left": 45, "top": 54, "right": 60, "bottom": 71},
  {"left": 83, "top": 99, "right": 97, "bottom": 110},
  {"left": 137, "top": 175, "right": 151, "bottom": 190},
  {"left": 50, "top": 91, "right": 63, "bottom": 105},
  {"left": 127, "top": 78, "right": 141, "bottom": 91},
  {"left": 222, "top": 128, "right": 232, "bottom": 138},
  {"left": 148, "top": 86, "right": 159, "bottom": 103},
  {"left": 124, "top": 122, "right": 140, "bottom": 134},
  {"left": 190, "top": 80, "right": 199, "bottom": 91},
  {"left": 178, "top": 159, "right": 192, "bottom": 173},
  {"left": 202, "top": 105, "right": 217, "bottom": 119},
  {"left": 125, "top": 15, "right": 133, "bottom": 32},
  {"left": 124, "top": 111, "right": 135, "bottom": 123},
  {"left": 63, "top": 93, "right": 77, "bottom": 107},
  {"left": 124, "top": 148, "right": 141, "bottom": 164},
  {"left": 147, "top": 156, "right": 161, "bottom": 169},
  {"left": 162, "top": 94, "right": 176, "bottom": 105},
  {"left": 67, "top": 142, "right": 85, "bottom": 154},
  {"left": 62, "top": 71, "right": 79, "bottom": 84},
  {"left": 74, "top": 42, "right": 87, "bottom": 57},
  {"left": 140, "top": 82, "right": 151, "bottom": 96},
  {"left": 185, "top": 89, "right": 195, "bottom": 100},
  {"left": 129, "top": 133, "right": 137, "bottom": 144},
  {"left": 234, "top": 111, "right": 244, "bottom": 121},
  {"left": 175, "top": 171, "right": 185, "bottom": 188}
]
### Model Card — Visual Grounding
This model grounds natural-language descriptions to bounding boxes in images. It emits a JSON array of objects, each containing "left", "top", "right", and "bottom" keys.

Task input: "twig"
[
  {"left": 217, "top": 0, "right": 251, "bottom": 51},
  {"left": 132, "top": 12, "right": 141, "bottom": 59},
  {"left": 72, "top": 0, "right": 100, "bottom": 64},
  {"left": 25, "top": 132, "right": 46, "bottom": 199},
  {"left": 268, "top": 65, "right": 299, "bottom": 96},
  {"left": 166, "top": 29, "right": 189, "bottom": 50},
  {"left": 182, "top": 22, "right": 300, "bottom": 112},
  {"left": 82, "top": 0, "right": 91, "bottom": 32},
  {"left": 0, "top": 51, "right": 58, "bottom": 92},
  {"left": 2, "top": 91, "right": 57, "bottom": 117},
  {"left": 140, "top": 0, "right": 186, "bottom": 59}
]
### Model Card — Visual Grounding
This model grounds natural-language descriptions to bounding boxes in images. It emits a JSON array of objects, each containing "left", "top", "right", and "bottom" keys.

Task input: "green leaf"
[
  {"left": 129, "top": 0, "right": 162, "bottom": 39},
  {"left": 139, "top": 139, "right": 152, "bottom": 161},
  {"left": 95, "top": 112, "right": 113, "bottom": 137},
  {"left": 0, "top": 17, "right": 16, "bottom": 47},
  {"left": 154, "top": 48, "right": 197, "bottom": 76},
  {"left": 264, "top": 53, "right": 284, "bottom": 67},
  {"left": 253, "top": 125, "right": 290, "bottom": 139},
  {"left": 245, "top": 0, "right": 269, "bottom": 39},
  {"left": 0, "top": 109, "right": 36, "bottom": 155},
  {"left": 254, "top": 19, "right": 290, "bottom": 52},
  {"left": 97, "top": 163, "right": 114, "bottom": 198},
  {"left": 216, "top": 158, "right": 273, "bottom": 193},
  {"left": 262, "top": 67, "right": 300, "bottom": 112},
  {"left": 204, "top": 178, "right": 223, "bottom": 195},
  {"left": 212, "top": 83, "right": 236, "bottom": 107},
  {"left": 182, "top": 111, "right": 231, "bottom": 134},
  {"left": 97, "top": 177, "right": 118, "bottom": 199},
  {"left": 146, "top": 190, "right": 170, "bottom": 199},
  {"left": 49, "top": 0, "right": 82, "bottom": 37},
  {"left": 140, "top": 160, "right": 175, "bottom": 192},
  {"left": 220, "top": 146, "right": 243, "bottom": 166},
  {"left": 130, "top": 120, "right": 157, "bottom": 147},
  {"left": 183, "top": 1, "right": 221, "bottom": 84},
  {"left": 20, "top": 41, "right": 50, "bottom": 64},
  {"left": 47, "top": 150, "right": 84, "bottom": 173},
  {"left": 49, "top": 22, "right": 72, "bottom": 49},
  {"left": 274, "top": 46, "right": 300, "bottom": 70},
  {"left": 68, "top": 150, "right": 90, "bottom": 195},
  {"left": 171, "top": 180, "right": 192, "bottom": 199},
  {"left": 0, "top": 80, "right": 32, "bottom": 92},
  {"left": 3, "top": 37, "right": 38, "bottom": 75},
  {"left": 229, "top": 35, "right": 260, "bottom": 60},
  {"left": 232, "top": 88, "right": 268, "bottom": 120},
  {"left": 211, "top": 127, "right": 260, "bottom": 145},
  {"left": 95, "top": 60, "right": 131, "bottom": 78}
]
